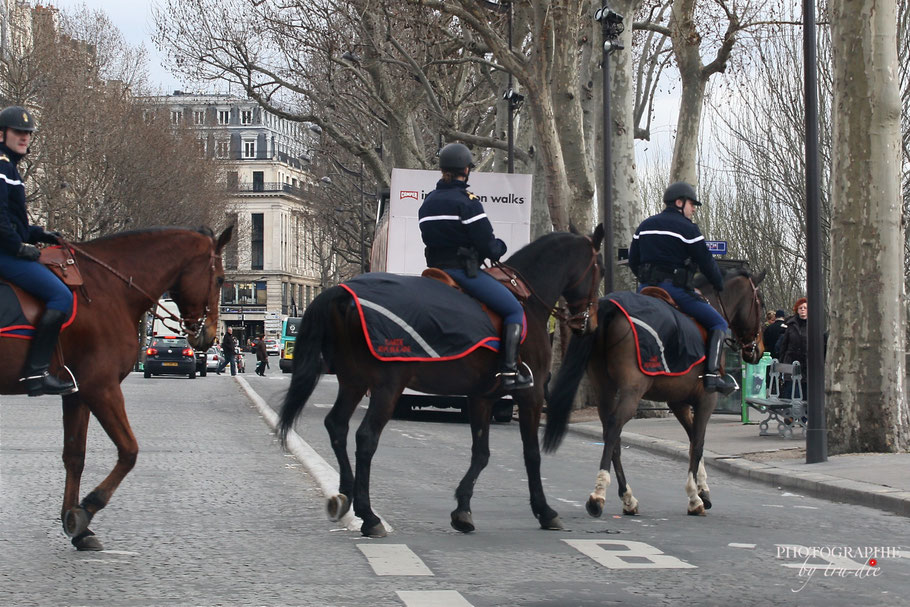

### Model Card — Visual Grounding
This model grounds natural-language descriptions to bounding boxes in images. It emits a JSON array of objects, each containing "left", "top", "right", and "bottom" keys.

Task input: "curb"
[{"left": 566, "top": 423, "right": 910, "bottom": 518}]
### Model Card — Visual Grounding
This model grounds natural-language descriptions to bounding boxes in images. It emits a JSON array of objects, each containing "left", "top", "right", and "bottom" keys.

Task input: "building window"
[
  {"left": 243, "top": 140, "right": 256, "bottom": 158},
  {"left": 170, "top": 110, "right": 181, "bottom": 124},
  {"left": 193, "top": 110, "right": 205, "bottom": 125},
  {"left": 251, "top": 213, "right": 264, "bottom": 270},
  {"left": 218, "top": 110, "right": 230, "bottom": 125},
  {"left": 216, "top": 140, "right": 229, "bottom": 158},
  {"left": 241, "top": 110, "right": 252, "bottom": 125}
]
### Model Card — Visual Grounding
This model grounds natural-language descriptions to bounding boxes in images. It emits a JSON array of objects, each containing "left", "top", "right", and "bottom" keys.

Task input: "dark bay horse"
[
  {"left": 279, "top": 226, "right": 604, "bottom": 537},
  {"left": 543, "top": 268, "right": 765, "bottom": 516},
  {"left": 0, "top": 226, "right": 232, "bottom": 550}
]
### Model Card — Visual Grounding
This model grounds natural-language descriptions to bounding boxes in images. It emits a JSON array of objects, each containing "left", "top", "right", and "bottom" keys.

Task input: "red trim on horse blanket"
[
  {"left": 0, "top": 284, "right": 78, "bottom": 339},
  {"left": 604, "top": 291, "right": 705, "bottom": 376},
  {"left": 340, "top": 272, "right": 525, "bottom": 362}
]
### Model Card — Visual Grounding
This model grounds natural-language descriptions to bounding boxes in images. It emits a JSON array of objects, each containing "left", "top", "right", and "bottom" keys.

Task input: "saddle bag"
[{"left": 39, "top": 247, "right": 83, "bottom": 287}]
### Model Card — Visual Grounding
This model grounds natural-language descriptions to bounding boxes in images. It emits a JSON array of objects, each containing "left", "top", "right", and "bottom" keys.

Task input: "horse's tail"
[
  {"left": 542, "top": 331, "right": 598, "bottom": 452},
  {"left": 278, "top": 286, "right": 345, "bottom": 445}
]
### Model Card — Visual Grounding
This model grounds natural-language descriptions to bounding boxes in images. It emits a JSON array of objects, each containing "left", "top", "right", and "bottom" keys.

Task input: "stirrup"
[{"left": 703, "top": 373, "right": 736, "bottom": 396}]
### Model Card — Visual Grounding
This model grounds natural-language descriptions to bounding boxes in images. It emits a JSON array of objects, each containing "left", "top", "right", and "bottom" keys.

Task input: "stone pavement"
[{"left": 566, "top": 413, "right": 910, "bottom": 517}]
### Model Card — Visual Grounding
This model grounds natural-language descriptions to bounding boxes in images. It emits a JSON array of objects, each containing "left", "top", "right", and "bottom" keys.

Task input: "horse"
[
  {"left": 278, "top": 226, "right": 604, "bottom": 537},
  {"left": 0, "top": 226, "right": 233, "bottom": 551},
  {"left": 542, "top": 267, "right": 765, "bottom": 517}
]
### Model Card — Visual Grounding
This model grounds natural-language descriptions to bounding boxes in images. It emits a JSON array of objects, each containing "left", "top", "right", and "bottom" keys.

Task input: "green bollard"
[{"left": 741, "top": 351, "right": 772, "bottom": 423}]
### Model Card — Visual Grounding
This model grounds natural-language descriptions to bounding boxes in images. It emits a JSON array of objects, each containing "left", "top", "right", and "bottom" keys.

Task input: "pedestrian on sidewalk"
[
  {"left": 763, "top": 309, "right": 787, "bottom": 361},
  {"left": 254, "top": 337, "right": 269, "bottom": 376},
  {"left": 777, "top": 298, "right": 808, "bottom": 398}
]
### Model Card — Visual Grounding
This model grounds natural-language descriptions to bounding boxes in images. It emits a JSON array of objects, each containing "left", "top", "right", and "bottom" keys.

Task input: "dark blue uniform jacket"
[
  {"left": 418, "top": 179, "right": 506, "bottom": 269},
  {"left": 628, "top": 207, "right": 724, "bottom": 291},
  {"left": 0, "top": 143, "right": 42, "bottom": 256}
]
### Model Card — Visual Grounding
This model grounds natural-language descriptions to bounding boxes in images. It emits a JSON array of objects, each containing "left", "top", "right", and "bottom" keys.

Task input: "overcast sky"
[{"left": 47, "top": 0, "right": 182, "bottom": 93}]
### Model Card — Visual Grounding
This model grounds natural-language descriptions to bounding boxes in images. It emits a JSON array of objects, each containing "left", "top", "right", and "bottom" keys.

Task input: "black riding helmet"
[
  {"left": 0, "top": 106, "right": 37, "bottom": 132},
  {"left": 439, "top": 142, "right": 475, "bottom": 172},
  {"left": 663, "top": 181, "right": 701, "bottom": 206}
]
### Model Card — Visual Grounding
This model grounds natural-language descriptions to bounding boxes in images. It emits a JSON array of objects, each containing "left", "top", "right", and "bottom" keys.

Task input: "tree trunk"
[
  {"left": 668, "top": 0, "right": 705, "bottom": 184},
  {"left": 827, "top": 0, "right": 909, "bottom": 453}
]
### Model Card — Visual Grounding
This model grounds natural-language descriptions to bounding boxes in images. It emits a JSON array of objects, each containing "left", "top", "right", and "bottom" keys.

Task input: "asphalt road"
[{"left": 2, "top": 358, "right": 909, "bottom": 606}]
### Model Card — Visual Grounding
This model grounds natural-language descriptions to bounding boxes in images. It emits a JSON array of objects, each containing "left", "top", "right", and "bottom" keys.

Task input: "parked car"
[
  {"left": 265, "top": 338, "right": 280, "bottom": 356},
  {"left": 144, "top": 336, "right": 196, "bottom": 379},
  {"left": 205, "top": 347, "right": 222, "bottom": 371}
]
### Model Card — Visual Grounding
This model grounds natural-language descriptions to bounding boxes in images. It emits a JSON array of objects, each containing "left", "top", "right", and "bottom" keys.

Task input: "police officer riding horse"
[
  {"left": 0, "top": 105, "right": 76, "bottom": 396},
  {"left": 628, "top": 181, "right": 735, "bottom": 395},
  {"left": 418, "top": 142, "right": 532, "bottom": 391}
]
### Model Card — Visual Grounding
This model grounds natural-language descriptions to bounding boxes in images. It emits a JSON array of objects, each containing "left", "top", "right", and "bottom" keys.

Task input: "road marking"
[
  {"left": 358, "top": 544, "right": 433, "bottom": 576},
  {"left": 396, "top": 590, "right": 473, "bottom": 606},
  {"left": 729, "top": 543, "right": 757, "bottom": 549},
  {"left": 563, "top": 539, "right": 696, "bottom": 569}
]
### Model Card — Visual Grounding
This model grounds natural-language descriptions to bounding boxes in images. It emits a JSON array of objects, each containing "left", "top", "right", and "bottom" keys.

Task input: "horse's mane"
[
  {"left": 693, "top": 266, "right": 751, "bottom": 290},
  {"left": 506, "top": 230, "right": 576, "bottom": 268},
  {"left": 84, "top": 226, "right": 214, "bottom": 244}
]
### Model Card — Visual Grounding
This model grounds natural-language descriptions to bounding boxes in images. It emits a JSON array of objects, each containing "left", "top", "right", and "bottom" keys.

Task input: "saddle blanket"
[
  {"left": 603, "top": 291, "right": 705, "bottom": 376},
  {"left": 340, "top": 272, "right": 523, "bottom": 362},
  {"left": 0, "top": 282, "right": 77, "bottom": 339}
]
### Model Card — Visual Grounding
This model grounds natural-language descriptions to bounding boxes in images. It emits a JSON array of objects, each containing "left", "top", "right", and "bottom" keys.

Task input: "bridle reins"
[
  {"left": 494, "top": 236, "right": 601, "bottom": 334},
  {"left": 717, "top": 275, "right": 763, "bottom": 360},
  {"left": 61, "top": 238, "right": 220, "bottom": 341}
]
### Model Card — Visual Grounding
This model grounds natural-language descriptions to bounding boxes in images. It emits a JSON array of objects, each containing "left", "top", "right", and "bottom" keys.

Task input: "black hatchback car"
[{"left": 144, "top": 336, "right": 197, "bottom": 379}]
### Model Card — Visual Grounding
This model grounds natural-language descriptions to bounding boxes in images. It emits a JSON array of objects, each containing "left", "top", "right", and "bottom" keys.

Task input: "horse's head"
[
  {"left": 716, "top": 268, "right": 766, "bottom": 364},
  {"left": 169, "top": 226, "right": 233, "bottom": 351},
  {"left": 560, "top": 223, "right": 605, "bottom": 335}
]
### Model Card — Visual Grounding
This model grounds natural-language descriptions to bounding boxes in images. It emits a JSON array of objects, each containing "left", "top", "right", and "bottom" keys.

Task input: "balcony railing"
[{"left": 230, "top": 182, "right": 307, "bottom": 197}]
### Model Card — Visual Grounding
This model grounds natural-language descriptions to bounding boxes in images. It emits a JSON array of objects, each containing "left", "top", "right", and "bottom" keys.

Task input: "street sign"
[{"left": 706, "top": 240, "right": 727, "bottom": 255}]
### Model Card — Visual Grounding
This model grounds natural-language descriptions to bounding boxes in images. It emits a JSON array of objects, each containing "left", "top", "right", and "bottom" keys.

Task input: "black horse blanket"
[
  {"left": 340, "top": 273, "right": 524, "bottom": 362},
  {"left": 603, "top": 291, "right": 705, "bottom": 375}
]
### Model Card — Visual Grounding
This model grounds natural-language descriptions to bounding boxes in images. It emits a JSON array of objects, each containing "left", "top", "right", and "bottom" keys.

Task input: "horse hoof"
[
  {"left": 361, "top": 521, "right": 387, "bottom": 538},
  {"left": 71, "top": 530, "right": 103, "bottom": 551},
  {"left": 539, "top": 515, "right": 564, "bottom": 531},
  {"left": 698, "top": 491, "right": 712, "bottom": 510},
  {"left": 687, "top": 504, "right": 707, "bottom": 516},
  {"left": 622, "top": 506, "right": 639, "bottom": 516},
  {"left": 585, "top": 497, "right": 604, "bottom": 518},
  {"left": 326, "top": 494, "right": 350, "bottom": 521},
  {"left": 63, "top": 507, "right": 91, "bottom": 538},
  {"left": 450, "top": 510, "right": 475, "bottom": 533}
]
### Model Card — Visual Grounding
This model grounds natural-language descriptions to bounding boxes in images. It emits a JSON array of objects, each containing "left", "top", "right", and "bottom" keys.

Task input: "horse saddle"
[
  {"left": 0, "top": 247, "right": 80, "bottom": 335},
  {"left": 640, "top": 286, "right": 708, "bottom": 342},
  {"left": 420, "top": 265, "right": 530, "bottom": 336}
]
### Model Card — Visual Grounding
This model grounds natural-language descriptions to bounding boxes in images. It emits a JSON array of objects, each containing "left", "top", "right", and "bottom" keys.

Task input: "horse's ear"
[
  {"left": 753, "top": 269, "right": 766, "bottom": 285},
  {"left": 216, "top": 225, "right": 234, "bottom": 253},
  {"left": 591, "top": 223, "right": 604, "bottom": 252}
]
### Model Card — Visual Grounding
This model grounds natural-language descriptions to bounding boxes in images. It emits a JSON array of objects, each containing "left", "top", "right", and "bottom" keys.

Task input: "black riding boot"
[
  {"left": 498, "top": 323, "right": 533, "bottom": 391},
  {"left": 19, "top": 309, "right": 77, "bottom": 397},
  {"left": 703, "top": 328, "right": 735, "bottom": 396}
]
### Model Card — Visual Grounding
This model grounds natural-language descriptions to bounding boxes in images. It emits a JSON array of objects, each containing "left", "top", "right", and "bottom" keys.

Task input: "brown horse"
[
  {"left": 0, "top": 226, "right": 232, "bottom": 550},
  {"left": 543, "top": 268, "right": 765, "bottom": 516},
  {"left": 279, "top": 226, "right": 604, "bottom": 537}
]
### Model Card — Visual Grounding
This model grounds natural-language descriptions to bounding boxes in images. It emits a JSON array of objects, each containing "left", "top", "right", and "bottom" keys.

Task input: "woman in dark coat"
[
  {"left": 776, "top": 297, "right": 808, "bottom": 398},
  {"left": 255, "top": 338, "right": 269, "bottom": 376}
]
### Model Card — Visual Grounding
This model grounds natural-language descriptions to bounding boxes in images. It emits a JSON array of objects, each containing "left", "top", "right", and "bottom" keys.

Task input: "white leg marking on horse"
[
  {"left": 686, "top": 471, "right": 703, "bottom": 509},
  {"left": 697, "top": 460, "right": 709, "bottom": 493},
  {"left": 592, "top": 469, "right": 611, "bottom": 501},
  {"left": 621, "top": 483, "right": 639, "bottom": 512}
]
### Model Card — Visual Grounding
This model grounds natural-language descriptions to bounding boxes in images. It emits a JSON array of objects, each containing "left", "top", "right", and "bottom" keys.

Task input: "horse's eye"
[{"left": 217, "top": 276, "right": 225, "bottom": 286}]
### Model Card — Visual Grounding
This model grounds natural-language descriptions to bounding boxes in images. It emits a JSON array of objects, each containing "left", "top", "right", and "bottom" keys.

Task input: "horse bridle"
[
  {"left": 718, "top": 275, "right": 763, "bottom": 360},
  {"left": 505, "top": 236, "right": 601, "bottom": 335},
  {"left": 63, "top": 239, "right": 220, "bottom": 341}
]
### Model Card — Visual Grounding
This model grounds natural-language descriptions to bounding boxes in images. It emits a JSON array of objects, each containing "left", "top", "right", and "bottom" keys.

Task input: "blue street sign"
[{"left": 706, "top": 240, "right": 727, "bottom": 255}]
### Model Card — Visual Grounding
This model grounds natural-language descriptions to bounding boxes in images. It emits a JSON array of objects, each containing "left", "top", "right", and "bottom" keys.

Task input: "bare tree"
[{"left": 827, "top": 0, "right": 909, "bottom": 453}]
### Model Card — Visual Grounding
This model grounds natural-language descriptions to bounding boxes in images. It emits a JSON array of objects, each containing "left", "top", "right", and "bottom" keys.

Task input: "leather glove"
[
  {"left": 17, "top": 243, "right": 41, "bottom": 261},
  {"left": 38, "top": 229, "right": 62, "bottom": 244}
]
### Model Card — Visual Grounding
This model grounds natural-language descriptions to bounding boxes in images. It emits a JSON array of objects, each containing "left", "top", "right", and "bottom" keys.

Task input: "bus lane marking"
[
  {"left": 357, "top": 543, "right": 434, "bottom": 576},
  {"left": 563, "top": 539, "right": 697, "bottom": 569}
]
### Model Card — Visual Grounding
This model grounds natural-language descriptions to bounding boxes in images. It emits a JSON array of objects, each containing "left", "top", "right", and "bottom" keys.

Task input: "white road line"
[
  {"left": 358, "top": 544, "right": 434, "bottom": 576},
  {"left": 235, "top": 376, "right": 392, "bottom": 535},
  {"left": 729, "top": 543, "right": 757, "bottom": 549},
  {"left": 396, "top": 591, "right": 473, "bottom": 606},
  {"left": 563, "top": 539, "right": 697, "bottom": 569}
]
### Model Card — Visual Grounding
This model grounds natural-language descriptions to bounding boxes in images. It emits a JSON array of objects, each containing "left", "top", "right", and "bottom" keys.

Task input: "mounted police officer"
[
  {"left": 418, "top": 142, "right": 531, "bottom": 390},
  {"left": 0, "top": 105, "right": 76, "bottom": 396},
  {"left": 628, "top": 181, "right": 734, "bottom": 395}
]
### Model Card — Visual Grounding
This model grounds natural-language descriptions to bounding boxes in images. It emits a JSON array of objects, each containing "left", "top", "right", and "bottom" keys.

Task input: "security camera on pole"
[{"left": 594, "top": 5, "right": 624, "bottom": 292}]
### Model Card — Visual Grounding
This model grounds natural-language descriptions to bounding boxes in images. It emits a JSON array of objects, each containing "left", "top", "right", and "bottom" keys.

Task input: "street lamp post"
[{"left": 594, "top": 5, "right": 624, "bottom": 293}]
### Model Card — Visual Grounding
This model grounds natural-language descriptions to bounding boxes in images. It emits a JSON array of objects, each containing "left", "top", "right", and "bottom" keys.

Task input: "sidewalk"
[{"left": 566, "top": 413, "right": 910, "bottom": 517}]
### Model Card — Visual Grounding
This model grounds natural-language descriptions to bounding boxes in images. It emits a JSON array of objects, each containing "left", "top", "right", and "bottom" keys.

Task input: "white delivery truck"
[{"left": 370, "top": 168, "right": 533, "bottom": 421}]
